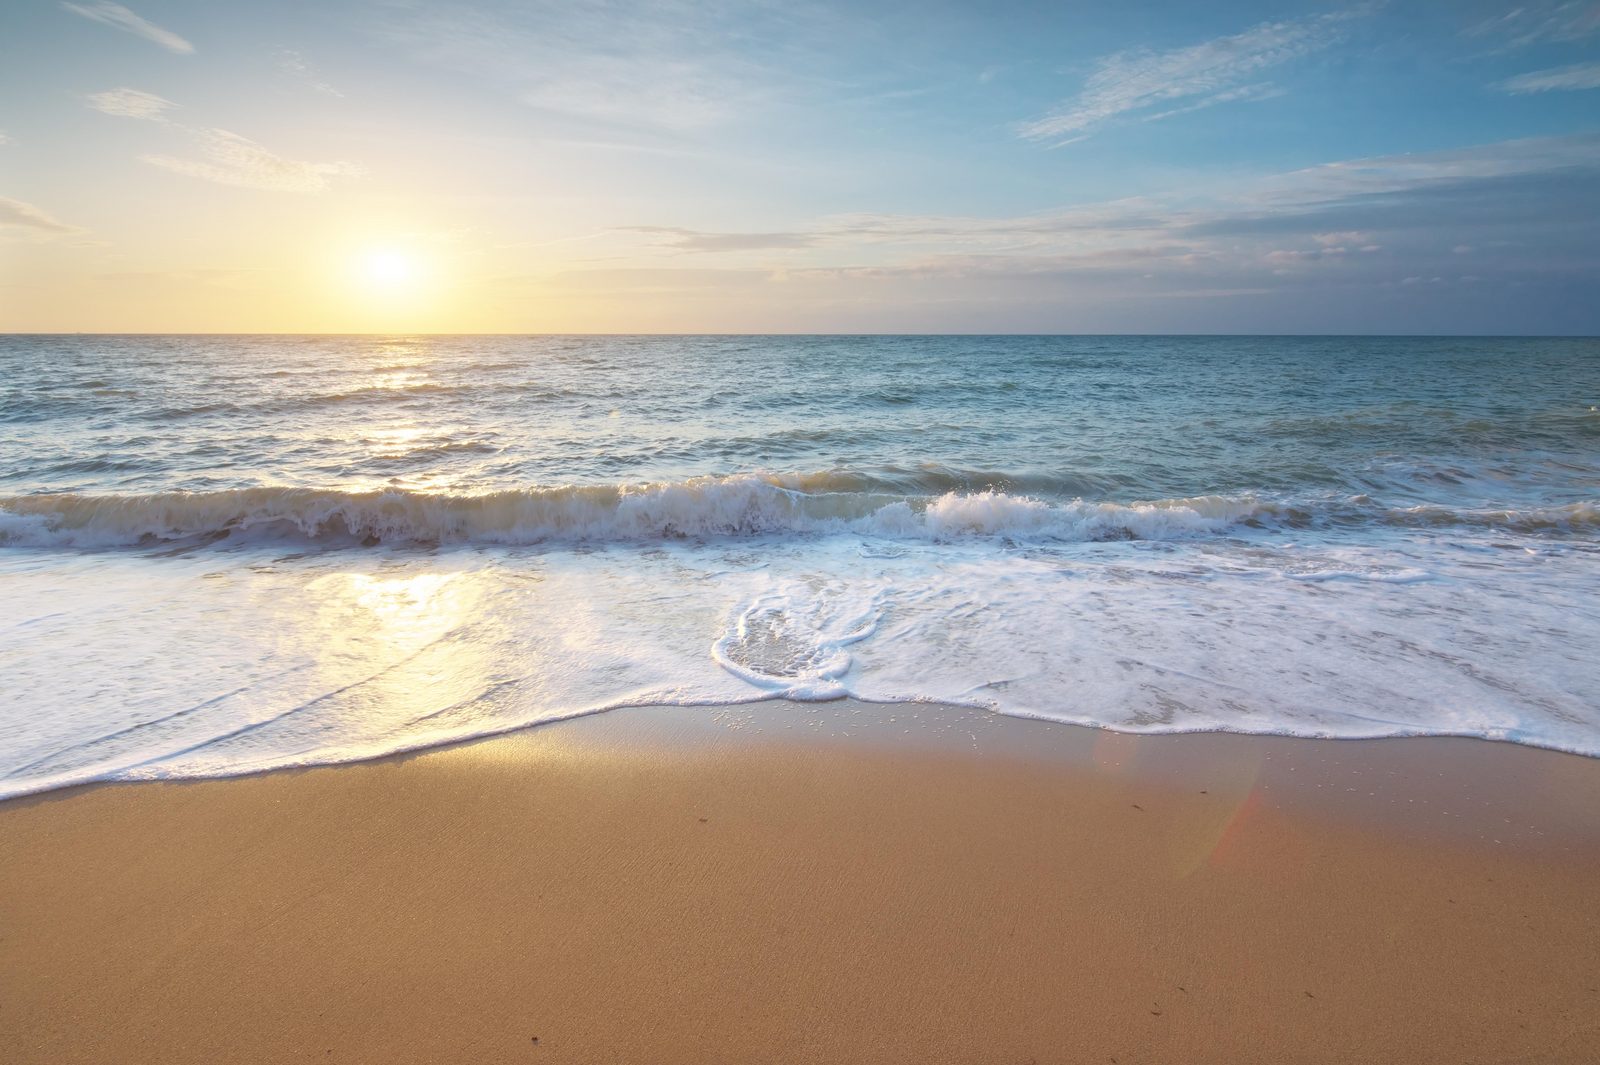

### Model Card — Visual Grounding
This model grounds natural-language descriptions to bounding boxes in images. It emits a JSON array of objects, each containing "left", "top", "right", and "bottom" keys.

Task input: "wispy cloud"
[
  {"left": 623, "top": 226, "right": 817, "bottom": 252},
  {"left": 60, "top": 1, "right": 193, "bottom": 55},
  {"left": 1496, "top": 60, "right": 1600, "bottom": 93},
  {"left": 276, "top": 50, "right": 343, "bottom": 97},
  {"left": 1019, "top": 6, "right": 1371, "bottom": 142},
  {"left": 1466, "top": 2, "right": 1600, "bottom": 49},
  {"left": 371, "top": 0, "right": 878, "bottom": 139},
  {"left": 1314, "top": 231, "right": 1375, "bottom": 246},
  {"left": 616, "top": 203, "right": 1164, "bottom": 260},
  {"left": 603, "top": 134, "right": 1600, "bottom": 317},
  {"left": 86, "top": 90, "right": 359, "bottom": 192},
  {"left": 141, "top": 130, "right": 361, "bottom": 193},
  {"left": 0, "top": 196, "right": 79, "bottom": 235},
  {"left": 85, "top": 87, "right": 174, "bottom": 120},
  {"left": 1140, "top": 82, "right": 1286, "bottom": 123},
  {"left": 1232, "top": 133, "right": 1600, "bottom": 214},
  {"left": 91, "top": 267, "right": 268, "bottom": 290},
  {"left": 376, "top": 1, "right": 756, "bottom": 134}
]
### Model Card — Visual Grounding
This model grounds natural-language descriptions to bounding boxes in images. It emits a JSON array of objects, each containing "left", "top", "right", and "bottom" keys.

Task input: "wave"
[{"left": 1, "top": 474, "right": 1595, "bottom": 549}]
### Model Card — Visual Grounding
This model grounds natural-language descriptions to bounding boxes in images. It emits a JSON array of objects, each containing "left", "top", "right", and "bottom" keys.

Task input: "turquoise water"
[
  {"left": 4, "top": 335, "right": 1597, "bottom": 506},
  {"left": 1, "top": 335, "right": 1597, "bottom": 796}
]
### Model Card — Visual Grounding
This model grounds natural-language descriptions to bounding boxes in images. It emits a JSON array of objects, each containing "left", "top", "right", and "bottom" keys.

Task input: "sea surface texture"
[{"left": 2, "top": 335, "right": 1597, "bottom": 797}]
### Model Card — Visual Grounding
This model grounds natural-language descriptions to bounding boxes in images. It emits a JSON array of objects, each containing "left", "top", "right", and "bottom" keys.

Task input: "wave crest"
[
  {"left": 0, "top": 475, "right": 1265, "bottom": 548},
  {"left": 1, "top": 474, "right": 1593, "bottom": 549}
]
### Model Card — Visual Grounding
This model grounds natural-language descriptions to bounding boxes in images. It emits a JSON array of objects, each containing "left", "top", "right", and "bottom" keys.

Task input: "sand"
[{"left": 3, "top": 701, "right": 1599, "bottom": 1064}]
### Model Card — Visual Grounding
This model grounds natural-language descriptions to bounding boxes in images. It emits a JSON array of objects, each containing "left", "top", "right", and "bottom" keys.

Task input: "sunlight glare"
[{"left": 358, "top": 248, "right": 424, "bottom": 293}]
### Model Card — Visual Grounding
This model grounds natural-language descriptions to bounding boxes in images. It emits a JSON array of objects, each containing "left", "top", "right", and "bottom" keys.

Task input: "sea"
[{"left": 2, "top": 335, "right": 1597, "bottom": 799}]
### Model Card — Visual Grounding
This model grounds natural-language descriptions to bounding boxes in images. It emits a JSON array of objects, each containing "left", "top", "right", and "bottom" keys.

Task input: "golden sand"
[{"left": 3, "top": 704, "right": 1598, "bottom": 1064}]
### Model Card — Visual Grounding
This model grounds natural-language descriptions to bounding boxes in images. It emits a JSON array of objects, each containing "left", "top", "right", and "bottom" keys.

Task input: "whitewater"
[{"left": 2, "top": 334, "right": 1597, "bottom": 798}]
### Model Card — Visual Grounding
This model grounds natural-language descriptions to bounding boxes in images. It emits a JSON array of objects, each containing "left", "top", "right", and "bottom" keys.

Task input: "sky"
[{"left": 1, "top": 0, "right": 1598, "bottom": 333}]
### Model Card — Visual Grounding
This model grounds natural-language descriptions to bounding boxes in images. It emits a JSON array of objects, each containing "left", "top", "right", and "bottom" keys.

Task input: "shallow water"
[{"left": 2, "top": 335, "right": 1597, "bottom": 797}]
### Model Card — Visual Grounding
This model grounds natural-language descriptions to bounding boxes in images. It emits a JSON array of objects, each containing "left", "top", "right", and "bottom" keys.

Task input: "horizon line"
[{"left": 4, "top": 332, "right": 1598, "bottom": 340}]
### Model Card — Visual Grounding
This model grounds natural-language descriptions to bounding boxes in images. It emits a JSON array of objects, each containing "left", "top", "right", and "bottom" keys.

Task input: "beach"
[
  {"left": 11, "top": 0, "right": 1600, "bottom": 1055},
  {"left": 5, "top": 700, "right": 1598, "bottom": 1064}
]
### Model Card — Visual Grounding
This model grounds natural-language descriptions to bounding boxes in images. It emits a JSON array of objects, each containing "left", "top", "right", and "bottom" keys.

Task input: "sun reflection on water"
[{"left": 292, "top": 567, "right": 508, "bottom": 746}]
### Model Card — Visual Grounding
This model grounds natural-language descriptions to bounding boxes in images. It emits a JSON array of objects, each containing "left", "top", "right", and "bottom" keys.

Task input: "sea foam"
[
  {"left": 2, "top": 476, "right": 1594, "bottom": 549},
  {"left": 3, "top": 522, "right": 1598, "bottom": 801}
]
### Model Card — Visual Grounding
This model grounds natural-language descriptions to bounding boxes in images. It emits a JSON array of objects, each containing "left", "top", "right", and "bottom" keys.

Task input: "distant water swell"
[{"left": 3, "top": 473, "right": 1596, "bottom": 549}]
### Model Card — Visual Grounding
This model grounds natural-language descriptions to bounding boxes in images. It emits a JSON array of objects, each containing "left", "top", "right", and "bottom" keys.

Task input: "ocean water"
[{"left": 2, "top": 334, "right": 1597, "bottom": 798}]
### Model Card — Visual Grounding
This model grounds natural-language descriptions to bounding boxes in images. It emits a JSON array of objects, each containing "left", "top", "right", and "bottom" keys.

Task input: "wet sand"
[{"left": 3, "top": 701, "right": 1599, "bottom": 1064}]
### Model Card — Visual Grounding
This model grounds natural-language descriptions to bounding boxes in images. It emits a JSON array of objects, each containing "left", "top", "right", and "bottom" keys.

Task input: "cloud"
[
  {"left": 60, "top": 1, "right": 193, "bottom": 55},
  {"left": 86, "top": 89, "right": 359, "bottom": 192},
  {"left": 1140, "top": 82, "right": 1286, "bottom": 122},
  {"left": 91, "top": 267, "right": 267, "bottom": 290},
  {"left": 517, "top": 134, "right": 1600, "bottom": 332},
  {"left": 1139, "top": 80, "right": 1286, "bottom": 121},
  {"left": 1496, "top": 60, "right": 1600, "bottom": 93},
  {"left": 0, "top": 196, "right": 79, "bottom": 235},
  {"left": 0, "top": 131, "right": 10, "bottom": 146},
  {"left": 1466, "top": 2, "right": 1600, "bottom": 49},
  {"left": 141, "top": 129, "right": 362, "bottom": 192},
  {"left": 86, "top": 87, "right": 174, "bottom": 120},
  {"left": 615, "top": 201, "right": 1180, "bottom": 261},
  {"left": 517, "top": 60, "right": 739, "bottom": 131},
  {"left": 1230, "top": 134, "right": 1600, "bottom": 217},
  {"left": 371, "top": 0, "right": 882, "bottom": 138},
  {"left": 597, "top": 133, "right": 1599, "bottom": 323},
  {"left": 276, "top": 50, "right": 343, "bottom": 97},
  {"left": 622, "top": 226, "right": 817, "bottom": 252},
  {"left": 1313, "top": 231, "right": 1372, "bottom": 246},
  {"left": 1018, "top": 6, "right": 1371, "bottom": 142},
  {"left": 374, "top": 1, "right": 763, "bottom": 134}
]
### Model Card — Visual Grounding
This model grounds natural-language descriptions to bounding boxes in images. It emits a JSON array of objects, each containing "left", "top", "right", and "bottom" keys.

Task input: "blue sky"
[{"left": 1, "top": 0, "right": 1598, "bottom": 331}]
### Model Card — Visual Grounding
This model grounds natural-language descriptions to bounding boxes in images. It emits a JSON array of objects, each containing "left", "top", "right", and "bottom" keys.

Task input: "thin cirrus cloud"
[
  {"left": 1496, "top": 60, "right": 1600, "bottom": 93},
  {"left": 1140, "top": 82, "right": 1287, "bottom": 123},
  {"left": 276, "top": 50, "right": 344, "bottom": 98},
  {"left": 1018, "top": 6, "right": 1372, "bottom": 143},
  {"left": 86, "top": 90, "right": 360, "bottom": 193},
  {"left": 141, "top": 130, "right": 362, "bottom": 193},
  {"left": 1465, "top": 1, "right": 1600, "bottom": 49},
  {"left": 1237, "top": 132, "right": 1600, "bottom": 204},
  {"left": 0, "top": 196, "right": 79, "bottom": 235},
  {"left": 372, "top": 0, "right": 848, "bottom": 136},
  {"left": 86, "top": 87, "right": 175, "bottom": 120},
  {"left": 623, "top": 226, "right": 818, "bottom": 252},
  {"left": 60, "top": 1, "right": 193, "bottom": 55}
]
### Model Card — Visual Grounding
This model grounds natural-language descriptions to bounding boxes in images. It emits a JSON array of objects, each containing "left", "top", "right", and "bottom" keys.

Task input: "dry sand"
[{"left": 3, "top": 701, "right": 1599, "bottom": 1064}]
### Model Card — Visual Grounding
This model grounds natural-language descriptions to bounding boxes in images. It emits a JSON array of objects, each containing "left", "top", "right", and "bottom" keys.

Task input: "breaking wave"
[{"left": 2, "top": 472, "right": 1595, "bottom": 549}]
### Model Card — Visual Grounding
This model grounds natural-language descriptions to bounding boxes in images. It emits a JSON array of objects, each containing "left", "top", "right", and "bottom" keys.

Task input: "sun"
[
  {"left": 360, "top": 248, "right": 420, "bottom": 290},
  {"left": 334, "top": 240, "right": 449, "bottom": 326}
]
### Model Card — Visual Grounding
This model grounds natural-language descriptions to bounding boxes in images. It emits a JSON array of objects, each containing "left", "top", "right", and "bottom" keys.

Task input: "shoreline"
[
  {"left": 10, "top": 694, "right": 1600, "bottom": 819},
  {"left": 4, "top": 702, "right": 1599, "bottom": 1063}
]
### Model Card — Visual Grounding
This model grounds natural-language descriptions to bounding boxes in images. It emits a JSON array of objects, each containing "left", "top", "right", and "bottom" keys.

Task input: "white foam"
[
  {"left": 2, "top": 521, "right": 1598, "bottom": 800},
  {"left": 712, "top": 580, "right": 885, "bottom": 700},
  {"left": 0, "top": 480, "right": 1275, "bottom": 548},
  {"left": 3, "top": 478, "right": 1592, "bottom": 551},
  {"left": 1279, "top": 566, "right": 1434, "bottom": 583}
]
